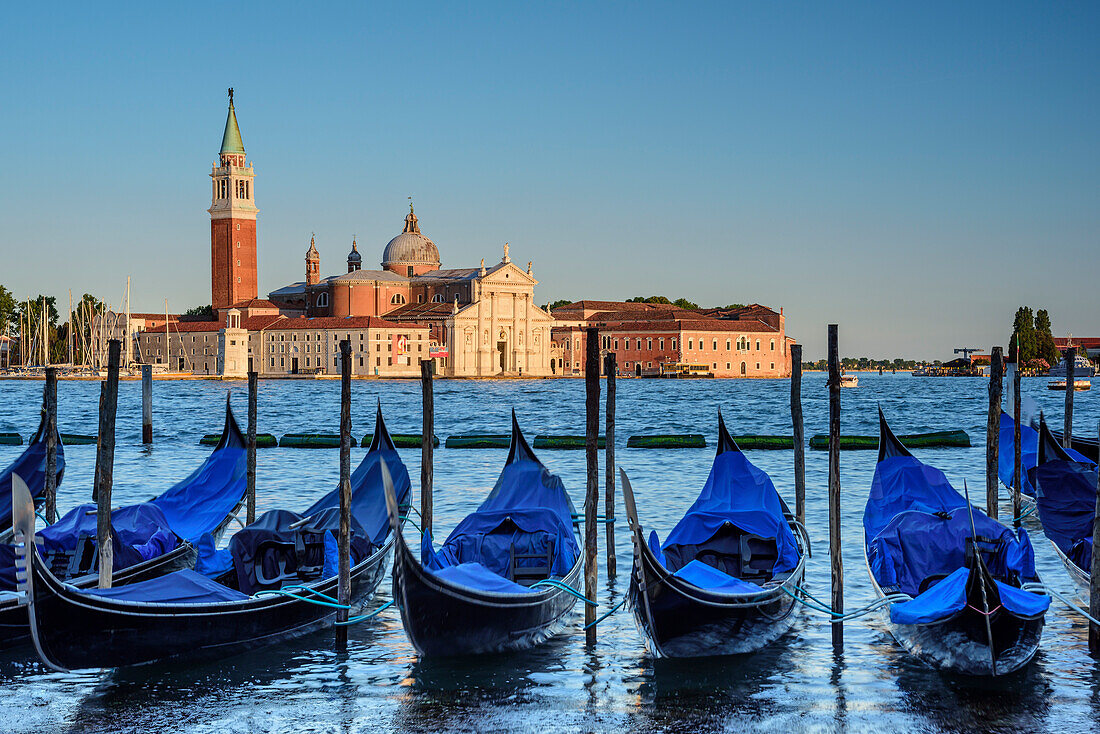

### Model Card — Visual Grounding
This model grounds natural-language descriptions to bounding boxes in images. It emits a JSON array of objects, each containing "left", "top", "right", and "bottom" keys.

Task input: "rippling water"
[{"left": 1, "top": 374, "right": 1098, "bottom": 733}]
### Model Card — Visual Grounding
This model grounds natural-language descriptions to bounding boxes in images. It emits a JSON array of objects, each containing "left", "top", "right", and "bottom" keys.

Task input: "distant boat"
[
  {"left": 1047, "top": 353, "right": 1096, "bottom": 379},
  {"left": 1047, "top": 379, "right": 1090, "bottom": 391},
  {"left": 840, "top": 374, "right": 858, "bottom": 388}
]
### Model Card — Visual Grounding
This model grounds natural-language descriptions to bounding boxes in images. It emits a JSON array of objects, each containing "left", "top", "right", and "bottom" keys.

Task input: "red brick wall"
[{"left": 211, "top": 218, "right": 257, "bottom": 310}]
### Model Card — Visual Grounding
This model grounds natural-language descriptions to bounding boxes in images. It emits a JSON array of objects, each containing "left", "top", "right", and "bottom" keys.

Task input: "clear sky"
[{"left": 2, "top": 2, "right": 1097, "bottom": 359}]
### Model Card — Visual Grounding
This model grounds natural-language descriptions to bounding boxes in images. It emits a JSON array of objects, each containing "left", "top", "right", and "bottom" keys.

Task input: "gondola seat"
[
  {"left": 509, "top": 537, "right": 555, "bottom": 586},
  {"left": 661, "top": 523, "right": 778, "bottom": 584}
]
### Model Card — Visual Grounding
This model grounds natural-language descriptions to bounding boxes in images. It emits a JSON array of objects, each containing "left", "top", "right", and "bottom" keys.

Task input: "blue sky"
[{"left": 2, "top": 2, "right": 1096, "bottom": 359}]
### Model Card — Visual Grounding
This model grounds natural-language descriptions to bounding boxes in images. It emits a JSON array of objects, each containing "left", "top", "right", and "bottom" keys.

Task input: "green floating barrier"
[
  {"left": 627, "top": 434, "right": 707, "bottom": 449},
  {"left": 730, "top": 435, "right": 794, "bottom": 450},
  {"left": 808, "top": 430, "right": 970, "bottom": 450},
  {"left": 280, "top": 433, "right": 357, "bottom": 449},
  {"left": 60, "top": 434, "right": 97, "bottom": 446},
  {"left": 201, "top": 433, "right": 277, "bottom": 448},
  {"left": 533, "top": 435, "right": 606, "bottom": 449},
  {"left": 0, "top": 433, "right": 22, "bottom": 446},
  {"left": 446, "top": 434, "right": 510, "bottom": 449},
  {"left": 363, "top": 433, "right": 439, "bottom": 448}
]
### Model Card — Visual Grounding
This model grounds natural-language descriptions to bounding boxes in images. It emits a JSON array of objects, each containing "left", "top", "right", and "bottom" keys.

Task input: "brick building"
[{"left": 549, "top": 301, "right": 795, "bottom": 378}]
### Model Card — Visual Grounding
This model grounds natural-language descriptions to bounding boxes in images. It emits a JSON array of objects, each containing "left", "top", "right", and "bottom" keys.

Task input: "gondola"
[
  {"left": 865, "top": 410, "right": 1050, "bottom": 676},
  {"left": 0, "top": 397, "right": 247, "bottom": 649},
  {"left": 619, "top": 411, "right": 810, "bottom": 658},
  {"left": 1050, "top": 429, "right": 1099, "bottom": 464},
  {"left": 1031, "top": 417, "right": 1099, "bottom": 595},
  {"left": 0, "top": 409, "right": 65, "bottom": 540},
  {"left": 13, "top": 405, "right": 411, "bottom": 671},
  {"left": 386, "top": 411, "right": 583, "bottom": 656},
  {"left": 997, "top": 412, "right": 1093, "bottom": 515}
]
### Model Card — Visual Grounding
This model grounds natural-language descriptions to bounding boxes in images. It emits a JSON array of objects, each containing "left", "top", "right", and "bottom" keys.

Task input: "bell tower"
[{"left": 209, "top": 88, "right": 258, "bottom": 312}]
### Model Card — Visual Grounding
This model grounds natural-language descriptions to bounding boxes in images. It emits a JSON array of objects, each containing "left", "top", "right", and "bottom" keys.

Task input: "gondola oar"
[{"left": 962, "top": 479, "right": 998, "bottom": 677}]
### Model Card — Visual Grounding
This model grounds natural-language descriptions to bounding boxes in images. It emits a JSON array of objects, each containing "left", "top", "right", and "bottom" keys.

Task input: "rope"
[
  {"left": 531, "top": 578, "right": 599, "bottom": 606},
  {"left": 1034, "top": 584, "right": 1100, "bottom": 626},
  {"left": 778, "top": 585, "right": 906, "bottom": 622},
  {"left": 35, "top": 512, "right": 51, "bottom": 526},
  {"left": 1010, "top": 504, "right": 1036, "bottom": 523},
  {"left": 254, "top": 588, "right": 350, "bottom": 610},
  {"left": 585, "top": 597, "right": 626, "bottom": 629},
  {"left": 337, "top": 599, "right": 395, "bottom": 626},
  {"left": 571, "top": 514, "right": 616, "bottom": 524}
]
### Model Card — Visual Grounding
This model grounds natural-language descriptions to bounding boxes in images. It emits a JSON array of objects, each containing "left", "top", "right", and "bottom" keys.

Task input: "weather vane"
[{"left": 228, "top": 87, "right": 234, "bottom": 104}]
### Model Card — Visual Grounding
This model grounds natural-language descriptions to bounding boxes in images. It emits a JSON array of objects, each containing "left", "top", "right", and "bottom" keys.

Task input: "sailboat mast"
[{"left": 125, "top": 276, "right": 132, "bottom": 368}]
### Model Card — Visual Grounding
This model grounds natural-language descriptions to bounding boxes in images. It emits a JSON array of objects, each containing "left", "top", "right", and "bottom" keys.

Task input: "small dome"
[
  {"left": 382, "top": 206, "right": 440, "bottom": 270},
  {"left": 348, "top": 238, "right": 362, "bottom": 264}
]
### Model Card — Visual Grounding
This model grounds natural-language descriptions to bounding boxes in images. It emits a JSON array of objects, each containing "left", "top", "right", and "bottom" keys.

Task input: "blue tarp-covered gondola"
[
  {"left": 865, "top": 409, "right": 1049, "bottom": 676},
  {"left": 1031, "top": 417, "right": 1099, "bottom": 592},
  {"left": 0, "top": 398, "right": 247, "bottom": 650},
  {"left": 621, "top": 411, "right": 808, "bottom": 657},
  {"left": 389, "top": 411, "right": 583, "bottom": 656},
  {"left": 15, "top": 405, "right": 409, "bottom": 671},
  {"left": 1, "top": 410, "right": 65, "bottom": 534},
  {"left": 998, "top": 412, "right": 1093, "bottom": 498}
]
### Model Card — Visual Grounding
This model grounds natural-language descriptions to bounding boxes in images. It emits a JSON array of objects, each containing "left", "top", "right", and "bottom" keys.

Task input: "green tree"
[
  {"left": 544, "top": 299, "right": 572, "bottom": 311},
  {"left": 0, "top": 285, "right": 16, "bottom": 338},
  {"left": 627, "top": 295, "right": 672, "bottom": 305},
  {"left": 1009, "top": 306, "right": 1037, "bottom": 363},
  {"left": 719, "top": 303, "right": 746, "bottom": 311},
  {"left": 68, "top": 293, "right": 105, "bottom": 365},
  {"left": 184, "top": 304, "right": 214, "bottom": 320},
  {"left": 672, "top": 298, "right": 699, "bottom": 310},
  {"left": 1033, "top": 309, "right": 1060, "bottom": 365}
]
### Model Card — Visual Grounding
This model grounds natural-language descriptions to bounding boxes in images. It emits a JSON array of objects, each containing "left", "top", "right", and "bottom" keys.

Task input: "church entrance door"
[
  {"left": 292, "top": 357, "right": 299, "bottom": 375},
  {"left": 497, "top": 341, "right": 507, "bottom": 372}
]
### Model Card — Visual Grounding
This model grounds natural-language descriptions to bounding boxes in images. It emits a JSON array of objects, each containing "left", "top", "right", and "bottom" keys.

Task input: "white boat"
[
  {"left": 840, "top": 374, "right": 858, "bottom": 388},
  {"left": 1047, "top": 378, "right": 1091, "bottom": 391},
  {"left": 1047, "top": 354, "right": 1095, "bottom": 378}
]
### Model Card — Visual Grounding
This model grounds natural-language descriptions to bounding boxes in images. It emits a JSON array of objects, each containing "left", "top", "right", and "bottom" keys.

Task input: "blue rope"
[
  {"left": 254, "top": 588, "right": 350, "bottom": 610},
  {"left": 585, "top": 597, "right": 626, "bottom": 629},
  {"left": 570, "top": 514, "right": 616, "bottom": 524},
  {"left": 531, "top": 578, "right": 599, "bottom": 606},
  {"left": 336, "top": 599, "right": 395, "bottom": 626},
  {"left": 1010, "top": 504, "right": 1036, "bottom": 523},
  {"left": 35, "top": 511, "right": 51, "bottom": 526}
]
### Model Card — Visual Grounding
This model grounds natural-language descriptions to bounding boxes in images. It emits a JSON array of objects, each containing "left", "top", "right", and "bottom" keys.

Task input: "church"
[{"left": 194, "top": 90, "right": 557, "bottom": 378}]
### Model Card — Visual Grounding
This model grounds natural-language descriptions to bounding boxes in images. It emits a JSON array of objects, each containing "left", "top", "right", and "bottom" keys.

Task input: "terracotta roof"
[
  {"left": 130, "top": 312, "right": 181, "bottom": 321},
  {"left": 146, "top": 315, "right": 286, "bottom": 333},
  {"left": 231, "top": 298, "right": 279, "bottom": 309},
  {"left": 1054, "top": 337, "right": 1100, "bottom": 349},
  {"left": 265, "top": 316, "right": 422, "bottom": 331},
  {"left": 384, "top": 302, "right": 455, "bottom": 320},
  {"left": 553, "top": 300, "right": 666, "bottom": 312}
]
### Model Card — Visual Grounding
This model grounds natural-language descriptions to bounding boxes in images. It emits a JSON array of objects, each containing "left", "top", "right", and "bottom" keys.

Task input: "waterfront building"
[{"left": 549, "top": 301, "right": 794, "bottom": 378}]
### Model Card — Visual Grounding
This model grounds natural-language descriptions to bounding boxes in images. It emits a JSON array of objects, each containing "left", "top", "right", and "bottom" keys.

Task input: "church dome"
[
  {"left": 382, "top": 205, "right": 440, "bottom": 271},
  {"left": 347, "top": 238, "right": 362, "bottom": 264}
]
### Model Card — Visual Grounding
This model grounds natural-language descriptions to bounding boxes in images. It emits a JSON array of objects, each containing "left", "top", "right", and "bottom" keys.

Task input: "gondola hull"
[
  {"left": 392, "top": 530, "right": 581, "bottom": 656},
  {"left": 23, "top": 537, "right": 393, "bottom": 670},
  {"left": 1050, "top": 542, "right": 1091, "bottom": 597},
  {"left": 0, "top": 540, "right": 197, "bottom": 649},
  {"left": 865, "top": 553, "right": 1044, "bottom": 676},
  {"left": 629, "top": 525, "right": 807, "bottom": 658}
]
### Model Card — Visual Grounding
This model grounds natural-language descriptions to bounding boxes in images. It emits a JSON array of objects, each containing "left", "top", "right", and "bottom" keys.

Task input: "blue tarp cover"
[
  {"left": 150, "top": 440, "right": 246, "bottom": 542},
  {"left": 672, "top": 559, "right": 762, "bottom": 594},
  {"left": 1, "top": 415, "right": 65, "bottom": 529},
  {"left": 656, "top": 450, "right": 799, "bottom": 575},
  {"left": 866, "top": 451, "right": 1041, "bottom": 610},
  {"left": 422, "top": 419, "right": 579, "bottom": 591},
  {"left": 302, "top": 444, "right": 410, "bottom": 546},
  {"left": 998, "top": 413, "right": 1092, "bottom": 497},
  {"left": 83, "top": 568, "right": 249, "bottom": 604},
  {"left": 889, "top": 567, "right": 1051, "bottom": 625},
  {"left": 1034, "top": 458, "right": 1099, "bottom": 570},
  {"left": 433, "top": 562, "right": 537, "bottom": 594}
]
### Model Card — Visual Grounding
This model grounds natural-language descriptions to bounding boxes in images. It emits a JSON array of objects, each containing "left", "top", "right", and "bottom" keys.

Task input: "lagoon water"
[{"left": 1, "top": 374, "right": 1098, "bottom": 733}]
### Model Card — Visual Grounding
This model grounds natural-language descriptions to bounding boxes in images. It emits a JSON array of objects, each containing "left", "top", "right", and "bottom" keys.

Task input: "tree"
[
  {"left": 1033, "top": 309, "right": 1060, "bottom": 366},
  {"left": 0, "top": 285, "right": 16, "bottom": 338},
  {"left": 628, "top": 295, "right": 672, "bottom": 305},
  {"left": 719, "top": 303, "right": 746, "bottom": 311},
  {"left": 183, "top": 304, "right": 214, "bottom": 320},
  {"left": 1009, "top": 307, "right": 1037, "bottom": 363},
  {"left": 672, "top": 298, "right": 699, "bottom": 310},
  {"left": 544, "top": 299, "right": 572, "bottom": 311}
]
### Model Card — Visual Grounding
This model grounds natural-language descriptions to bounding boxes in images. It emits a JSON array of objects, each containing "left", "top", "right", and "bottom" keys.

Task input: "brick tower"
[{"left": 209, "top": 88, "right": 258, "bottom": 312}]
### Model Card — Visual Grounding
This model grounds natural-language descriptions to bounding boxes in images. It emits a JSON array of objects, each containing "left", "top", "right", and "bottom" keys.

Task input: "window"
[
  {"left": 726, "top": 362, "right": 731, "bottom": 370},
  {"left": 407, "top": 266, "right": 414, "bottom": 277},
  {"left": 756, "top": 340, "right": 761, "bottom": 351},
  {"left": 432, "top": 293, "right": 445, "bottom": 303},
  {"left": 659, "top": 338, "right": 664, "bottom": 350},
  {"left": 688, "top": 339, "right": 693, "bottom": 350},
  {"left": 614, "top": 338, "right": 619, "bottom": 350},
  {"left": 236, "top": 223, "right": 241, "bottom": 231},
  {"left": 390, "top": 293, "right": 406, "bottom": 305},
  {"left": 726, "top": 339, "right": 731, "bottom": 350},
  {"left": 315, "top": 292, "right": 329, "bottom": 308},
  {"left": 270, "top": 358, "right": 275, "bottom": 367},
  {"left": 418, "top": 294, "right": 424, "bottom": 303},
  {"left": 770, "top": 339, "right": 775, "bottom": 351},
  {"left": 756, "top": 363, "right": 761, "bottom": 370},
  {"left": 647, "top": 338, "right": 652, "bottom": 350},
  {"left": 671, "top": 339, "right": 677, "bottom": 349},
  {"left": 770, "top": 363, "right": 775, "bottom": 370}
]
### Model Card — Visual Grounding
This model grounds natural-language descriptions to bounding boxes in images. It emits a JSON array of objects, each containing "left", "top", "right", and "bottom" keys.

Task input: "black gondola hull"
[
  {"left": 629, "top": 528, "right": 805, "bottom": 658},
  {"left": 24, "top": 539, "right": 392, "bottom": 670},
  {"left": 0, "top": 540, "right": 197, "bottom": 649},
  {"left": 392, "top": 530, "right": 580, "bottom": 656}
]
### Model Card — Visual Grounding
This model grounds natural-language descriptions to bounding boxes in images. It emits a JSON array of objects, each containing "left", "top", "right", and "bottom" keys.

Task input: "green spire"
[{"left": 220, "top": 87, "right": 245, "bottom": 156}]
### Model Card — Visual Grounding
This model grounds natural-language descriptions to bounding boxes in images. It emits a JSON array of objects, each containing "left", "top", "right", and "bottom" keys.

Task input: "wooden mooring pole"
[
  {"left": 986, "top": 347, "right": 1003, "bottom": 520},
  {"left": 246, "top": 371, "right": 258, "bottom": 525},
  {"left": 92, "top": 381, "right": 106, "bottom": 504},
  {"left": 1089, "top": 421, "right": 1100, "bottom": 654},
  {"left": 826, "top": 325, "right": 843, "bottom": 648},
  {"left": 43, "top": 367, "right": 58, "bottom": 523},
  {"left": 584, "top": 327, "right": 600, "bottom": 644},
  {"left": 1012, "top": 357, "right": 1023, "bottom": 528},
  {"left": 790, "top": 344, "right": 805, "bottom": 525},
  {"left": 1064, "top": 348, "right": 1074, "bottom": 449},
  {"left": 421, "top": 358, "right": 434, "bottom": 541},
  {"left": 336, "top": 340, "right": 352, "bottom": 651},
  {"left": 141, "top": 364, "right": 153, "bottom": 444},
  {"left": 604, "top": 351, "right": 617, "bottom": 579},
  {"left": 96, "top": 339, "right": 121, "bottom": 589}
]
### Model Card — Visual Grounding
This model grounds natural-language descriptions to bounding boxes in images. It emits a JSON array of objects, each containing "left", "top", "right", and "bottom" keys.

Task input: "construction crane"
[{"left": 954, "top": 347, "right": 982, "bottom": 361}]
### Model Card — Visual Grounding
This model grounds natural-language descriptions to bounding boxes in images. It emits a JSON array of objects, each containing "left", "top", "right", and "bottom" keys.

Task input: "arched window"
[
  {"left": 315, "top": 292, "right": 329, "bottom": 308},
  {"left": 740, "top": 362, "right": 747, "bottom": 375},
  {"left": 432, "top": 293, "right": 445, "bottom": 303},
  {"left": 390, "top": 293, "right": 406, "bottom": 305}
]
